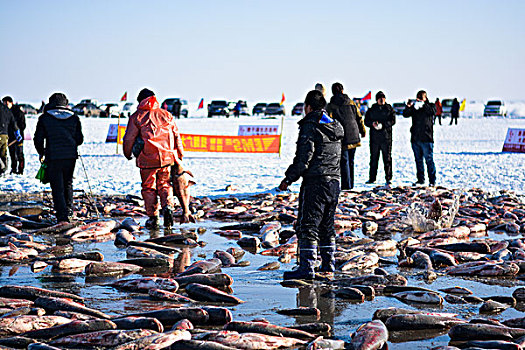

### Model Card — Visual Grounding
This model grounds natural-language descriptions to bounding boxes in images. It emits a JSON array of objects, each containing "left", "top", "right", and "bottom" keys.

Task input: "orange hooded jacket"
[{"left": 123, "top": 96, "right": 184, "bottom": 169}]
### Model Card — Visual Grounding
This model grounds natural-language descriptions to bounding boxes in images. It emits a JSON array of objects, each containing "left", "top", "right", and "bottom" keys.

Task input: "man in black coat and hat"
[
  {"left": 364, "top": 91, "right": 396, "bottom": 185},
  {"left": 34, "top": 93, "right": 84, "bottom": 223},
  {"left": 2, "top": 96, "right": 26, "bottom": 174}
]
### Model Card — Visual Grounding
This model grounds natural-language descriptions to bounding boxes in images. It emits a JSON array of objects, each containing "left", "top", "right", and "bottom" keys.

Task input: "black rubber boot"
[
  {"left": 145, "top": 216, "right": 159, "bottom": 229},
  {"left": 163, "top": 206, "right": 174, "bottom": 228},
  {"left": 283, "top": 241, "right": 317, "bottom": 280},
  {"left": 319, "top": 241, "right": 336, "bottom": 273}
]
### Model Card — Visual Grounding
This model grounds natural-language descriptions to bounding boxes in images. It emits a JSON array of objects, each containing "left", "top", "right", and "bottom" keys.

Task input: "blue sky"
[{"left": 1, "top": 0, "right": 524, "bottom": 105}]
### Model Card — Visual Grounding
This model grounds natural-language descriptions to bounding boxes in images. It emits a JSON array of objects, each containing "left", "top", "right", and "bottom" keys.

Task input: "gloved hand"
[{"left": 15, "top": 130, "right": 23, "bottom": 143}]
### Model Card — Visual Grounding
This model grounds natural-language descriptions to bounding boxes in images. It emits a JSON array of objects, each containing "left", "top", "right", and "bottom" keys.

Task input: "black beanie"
[
  {"left": 137, "top": 88, "right": 155, "bottom": 103},
  {"left": 376, "top": 91, "right": 386, "bottom": 100},
  {"left": 48, "top": 93, "right": 69, "bottom": 107}
]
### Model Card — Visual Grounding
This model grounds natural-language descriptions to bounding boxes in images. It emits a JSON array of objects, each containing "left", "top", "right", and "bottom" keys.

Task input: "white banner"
[
  {"left": 238, "top": 125, "right": 279, "bottom": 136},
  {"left": 503, "top": 128, "right": 525, "bottom": 153}
]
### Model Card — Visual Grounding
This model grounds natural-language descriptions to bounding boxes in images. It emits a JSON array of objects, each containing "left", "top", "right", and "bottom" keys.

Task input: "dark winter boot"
[
  {"left": 283, "top": 240, "right": 317, "bottom": 280},
  {"left": 145, "top": 216, "right": 159, "bottom": 229},
  {"left": 163, "top": 206, "right": 174, "bottom": 228},
  {"left": 317, "top": 240, "right": 336, "bottom": 280}
]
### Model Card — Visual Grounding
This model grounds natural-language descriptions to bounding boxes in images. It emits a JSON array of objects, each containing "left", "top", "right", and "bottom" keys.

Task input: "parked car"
[
  {"left": 264, "top": 103, "right": 285, "bottom": 116},
  {"left": 99, "top": 103, "right": 122, "bottom": 118},
  {"left": 252, "top": 103, "right": 267, "bottom": 115},
  {"left": 484, "top": 100, "right": 507, "bottom": 117},
  {"left": 79, "top": 98, "right": 99, "bottom": 106},
  {"left": 208, "top": 100, "right": 230, "bottom": 118},
  {"left": 17, "top": 103, "right": 38, "bottom": 115},
  {"left": 72, "top": 102, "right": 102, "bottom": 117},
  {"left": 392, "top": 102, "right": 406, "bottom": 116},
  {"left": 441, "top": 99, "right": 454, "bottom": 119},
  {"left": 120, "top": 102, "right": 137, "bottom": 118},
  {"left": 161, "top": 98, "right": 189, "bottom": 118},
  {"left": 291, "top": 103, "right": 304, "bottom": 116},
  {"left": 228, "top": 100, "right": 250, "bottom": 116}
]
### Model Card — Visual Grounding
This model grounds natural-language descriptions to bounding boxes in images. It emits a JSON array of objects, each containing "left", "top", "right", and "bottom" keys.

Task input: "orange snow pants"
[{"left": 140, "top": 166, "right": 174, "bottom": 216}]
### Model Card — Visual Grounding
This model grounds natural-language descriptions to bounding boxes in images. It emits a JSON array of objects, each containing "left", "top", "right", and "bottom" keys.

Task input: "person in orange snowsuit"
[{"left": 123, "top": 88, "right": 185, "bottom": 228}]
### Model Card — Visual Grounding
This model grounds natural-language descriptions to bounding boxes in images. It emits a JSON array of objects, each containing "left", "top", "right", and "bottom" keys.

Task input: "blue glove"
[{"left": 15, "top": 130, "right": 22, "bottom": 143}]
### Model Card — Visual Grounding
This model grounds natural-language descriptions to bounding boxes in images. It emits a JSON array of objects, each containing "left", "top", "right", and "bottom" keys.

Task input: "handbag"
[{"left": 35, "top": 162, "right": 49, "bottom": 184}]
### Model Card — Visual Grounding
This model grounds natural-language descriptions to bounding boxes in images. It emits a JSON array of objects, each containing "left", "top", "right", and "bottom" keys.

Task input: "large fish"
[
  {"left": 185, "top": 283, "right": 244, "bottom": 304},
  {"left": 112, "top": 316, "right": 164, "bottom": 332},
  {"left": 49, "top": 329, "right": 157, "bottom": 347},
  {"left": 174, "top": 273, "right": 233, "bottom": 288},
  {"left": 111, "top": 329, "right": 191, "bottom": 350},
  {"left": 225, "top": 321, "right": 314, "bottom": 340},
  {"left": 201, "top": 306, "right": 233, "bottom": 326},
  {"left": 446, "top": 261, "right": 519, "bottom": 276},
  {"left": 171, "top": 339, "right": 238, "bottom": 350},
  {"left": 350, "top": 320, "right": 388, "bottom": 350},
  {"left": 125, "top": 307, "right": 209, "bottom": 327},
  {"left": 178, "top": 258, "right": 222, "bottom": 276},
  {"left": 21, "top": 319, "right": 117, "bottom": 340},
  {"left": 384, "top": 314, "right": 465, "bottom": 330},
  {"left": 110, "top": 277, "right": 179, "bottom": 293},
  {"left": 0, "top": 297, "right": 33, "bottom": 309},
  {"left": 34, "top": 296, "right": 110, "bottom": 319},
  {"left": 0, "top": 315, "right": 71, "bottom": 337},
  {"left": 449, "top": 323, "right": 525, "bottom": 341},
  {"left": 125, "top": 245, "right": 175, "bottom": 261},
  {"left": 0, "top": 285, "right": 83, "bottom": 302},
  {"left": 148, "top": 288, "right": 194, "bottom": 303},
  {"left": 392, "top": 291, "right": 444, "bottom": 305},
  {"left": 85, "top": 261, "right": 142, "bottom": 276},
  {"left": 206, "top": 330, "right": 307, "bottom": 349},
  {"left": 65, "top": 220, "right": 118, "bottom": 242},
  {"left": 339, "top": 252, "right": 379, "bottom": 272}
]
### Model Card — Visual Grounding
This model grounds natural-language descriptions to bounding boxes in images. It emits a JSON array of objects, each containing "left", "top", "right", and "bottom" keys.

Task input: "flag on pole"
[
  {"left": 280, "top": 92, "right": 285, "bottom": 105},
  {"left": 197, "top": 98, "right": 204, "bottom": 110},
  {"left": 460, "top": 98, "right": 466, "bottom": 112},
  {"left": 120, "top": 92, "right": 127, "bottom": 102},
  {"left": 361, "top": 91, "right": 372, "bottom": 101}
]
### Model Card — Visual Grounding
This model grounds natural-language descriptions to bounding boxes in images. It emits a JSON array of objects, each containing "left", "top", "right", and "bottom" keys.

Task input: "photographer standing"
[
  {"left": 364, "top": 91, "right": 396, "bottom": 185},
  {"left": 403, "top": 90, "right": 437, "bottom": 186}
]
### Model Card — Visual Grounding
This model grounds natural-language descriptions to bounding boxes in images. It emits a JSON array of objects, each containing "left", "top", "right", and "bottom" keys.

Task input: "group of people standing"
[
  {"left": 280, "top": 85, "right": 438, "bottom": 280},
  {"left": 434, "top": 97, "right": 460, "bottom": 125}
]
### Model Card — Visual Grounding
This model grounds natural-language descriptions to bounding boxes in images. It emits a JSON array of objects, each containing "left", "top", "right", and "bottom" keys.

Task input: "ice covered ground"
[{"left": 1, "top": 114, "right": 524, "bottom": 196}]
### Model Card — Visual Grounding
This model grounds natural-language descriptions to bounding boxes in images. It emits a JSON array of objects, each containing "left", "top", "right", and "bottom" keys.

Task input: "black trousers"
[
  {"left": 369, "top": 140, "right": 392, "bottom": 182},
  {"left": 340, "top": 148, "right": 356, "bottom": 190},
  {"left": 296, "top": 179, "right": 340, "bottom": 245},
  {"left": 47, "top": 159, "right": 76, "bottom": 222},
  {"left": 8, "top": 143, "right": 24, "bottom": 174},
  {"left": 450, "top": 114, "right": 458, "bottom": 125}
]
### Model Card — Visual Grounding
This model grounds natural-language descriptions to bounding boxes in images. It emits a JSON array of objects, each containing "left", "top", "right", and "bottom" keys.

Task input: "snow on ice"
[{"left": 1, "top": 114, "right": 524, "bottom": 196}]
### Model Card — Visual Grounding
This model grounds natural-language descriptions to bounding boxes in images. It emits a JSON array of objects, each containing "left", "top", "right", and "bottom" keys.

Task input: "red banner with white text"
[{"left": 180, "top": 134, "right": 281, "bottom": 153}]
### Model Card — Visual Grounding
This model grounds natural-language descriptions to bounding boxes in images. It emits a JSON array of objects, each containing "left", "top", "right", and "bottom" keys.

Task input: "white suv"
[{"left": 483, "top": 100, "right": 507, "bottom": 117}]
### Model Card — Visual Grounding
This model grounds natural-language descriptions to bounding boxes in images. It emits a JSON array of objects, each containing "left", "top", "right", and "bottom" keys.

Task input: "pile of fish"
[{"left": 0, "top": 185, "right": 524, "bottom": 349}]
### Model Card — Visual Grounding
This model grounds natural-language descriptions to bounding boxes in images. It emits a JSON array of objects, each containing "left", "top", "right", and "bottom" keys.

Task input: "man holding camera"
[{"left": 403, "top": 90, "right": 437, "bottom": 186}]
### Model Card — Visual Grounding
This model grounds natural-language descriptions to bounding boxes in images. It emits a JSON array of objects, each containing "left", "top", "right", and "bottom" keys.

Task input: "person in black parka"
[
  {"left": 450, "top": 98, "right": 460, "bottom": 125},
  {"left": 364, "top": 91, "right": 396, "bottom": 185},
  {"left": 326, "top": 82, "right": 366, "bottom": 190},
  {"left": 34, "top": 93, "right": 84, "bottom": 223},
  {"left": 403, "top": 90, "right": 437, "bottom": 186},
  {"left": 0, "top": 102, "right": 20, "bottom": 176},
  {"left": 279, "top": 90, "right": 344, "bottom": 280},
  {"left": 2, "top": 96, "right": 26, "bottom": 174}
]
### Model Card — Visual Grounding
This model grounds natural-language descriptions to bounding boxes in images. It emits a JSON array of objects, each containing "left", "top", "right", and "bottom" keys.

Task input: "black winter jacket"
[
  {"left": 364, "top": 103, "right": 396, "bottom": 143},
  {"left": 0, "top": 103, "right": 17, "bottom": 136},
  {"left": 34, "top": 107, "right": 84, "bottom": 161},
  {"left": 284, "top": 110, "right": 344, "bottom": 184},
  {"left": 403, "top": 102, "right": 436, "bottom": 143},
  {"left": 326, "top": 93, "right": 365, "bottom": 147},
  {"left": 8, "top": 105, "right": 26, "bottom": 140}
]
